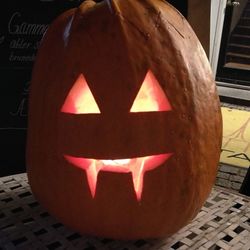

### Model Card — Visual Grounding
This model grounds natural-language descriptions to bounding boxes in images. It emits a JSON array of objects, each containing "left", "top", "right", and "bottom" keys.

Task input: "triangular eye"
[
  {"left": 61, "top": 74, "right": 100, "bottom": 114},
  {"left": 130, "top": 70, "right": 171, "bottom": 113}
]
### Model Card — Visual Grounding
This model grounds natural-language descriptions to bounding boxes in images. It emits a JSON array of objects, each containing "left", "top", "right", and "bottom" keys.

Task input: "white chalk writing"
[{"left": 8, "top": 12, "right": 48, "bottom": 36}]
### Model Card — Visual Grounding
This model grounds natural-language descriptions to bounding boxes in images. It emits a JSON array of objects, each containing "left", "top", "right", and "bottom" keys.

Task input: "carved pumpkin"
[{"left": 27, "top": 0, "right": 222, "bottom": 239}]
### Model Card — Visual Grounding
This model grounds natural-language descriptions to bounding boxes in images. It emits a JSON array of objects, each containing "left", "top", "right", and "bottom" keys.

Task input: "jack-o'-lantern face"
[
  {"left": 27, "top": 0, "right": 222, "bottom": 239},
  {"left": 61, "top": 70, "right": 173, "bottom": 200}
]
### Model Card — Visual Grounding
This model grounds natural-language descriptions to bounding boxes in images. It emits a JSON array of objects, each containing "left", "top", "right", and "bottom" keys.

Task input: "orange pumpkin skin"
[{"left": 27, "top": 0, "right": 222, "bottom": 240}]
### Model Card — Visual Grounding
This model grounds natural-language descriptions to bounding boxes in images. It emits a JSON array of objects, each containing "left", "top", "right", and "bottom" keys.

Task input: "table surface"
[{"left": 0, "top": 173, "right": 250, "bottom": 250}]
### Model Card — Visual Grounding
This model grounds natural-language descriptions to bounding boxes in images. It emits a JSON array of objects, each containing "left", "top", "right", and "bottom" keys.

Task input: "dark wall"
[
  {"left": 0, "top": 0, "right": 81, "bottom": 177},
  {"left": 167, "top": 0, "right": 188, "bottom": 18}
]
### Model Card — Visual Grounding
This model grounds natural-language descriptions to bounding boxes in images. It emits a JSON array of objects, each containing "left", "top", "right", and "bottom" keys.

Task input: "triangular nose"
[
  {"left": 130, "top": 70, "right": 171, "bottom": 113},
  {"left": 61, "top": 74, "right": 101, "bottom": 114}
]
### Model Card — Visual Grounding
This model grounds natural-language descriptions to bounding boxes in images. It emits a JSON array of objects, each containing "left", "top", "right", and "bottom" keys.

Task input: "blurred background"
[{"left": 0, "top": 0, "right": 249, "bottom": 177}]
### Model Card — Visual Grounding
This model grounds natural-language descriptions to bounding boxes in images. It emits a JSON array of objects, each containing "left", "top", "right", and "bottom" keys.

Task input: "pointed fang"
[
  {"left": 131, "top": 160, "right": 145, "bottom": 201},
  {"left": 85, "top": 162, "right": 99, "bottom": 198}
]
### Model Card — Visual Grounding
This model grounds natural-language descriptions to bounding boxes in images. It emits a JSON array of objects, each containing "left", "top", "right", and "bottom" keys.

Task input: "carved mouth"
[{"left": 64, "top": 153, "right": 172, "bottom": 200}]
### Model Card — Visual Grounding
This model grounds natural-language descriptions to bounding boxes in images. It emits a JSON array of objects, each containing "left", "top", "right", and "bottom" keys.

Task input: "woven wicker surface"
[{"left": 0, "top": 173, "right": 250, "bottom": 250}]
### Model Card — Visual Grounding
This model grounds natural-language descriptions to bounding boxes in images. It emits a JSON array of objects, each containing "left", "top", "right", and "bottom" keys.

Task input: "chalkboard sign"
[
  {"left": 0, "top": 0, "right": 81, "bottom": 177},
  {"left": 0, "top": 0, "right": 82, "bottom": 69}
]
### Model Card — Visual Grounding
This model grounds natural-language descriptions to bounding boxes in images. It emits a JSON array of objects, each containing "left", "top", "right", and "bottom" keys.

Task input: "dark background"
[{"left": 0, "top": 0, "right": 188, "bottom": 177}]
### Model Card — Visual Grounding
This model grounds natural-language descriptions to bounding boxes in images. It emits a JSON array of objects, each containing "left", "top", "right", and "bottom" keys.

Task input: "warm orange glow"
[
  {"left": 130, "top": 70, "right": 171, "bottom": 112},
  {"left": 61, "top": 74, "right": 100, "bottom": 114},
  {"left": 61, "top": 70, "right": 173, "bottom": 200},
  {"left": 64, "top": 153, "right": 172, "bottom": 200},
  {"left": 62, "top": 71, "right": 171, "bottom": 114}
]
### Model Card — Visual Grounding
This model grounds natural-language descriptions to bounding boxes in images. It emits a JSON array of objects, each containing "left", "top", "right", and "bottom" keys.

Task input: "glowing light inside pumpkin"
[
  {"left": 61, "top": 74, "right": 100, "bottom": 114},
  {"left": 61, "top": 70, "right": 173, "bottom": 200},
  {"left": 61, "top": 70, "right": 171, "bottom": 114},
  {"left": 130, "top": 70, "right": 171, "bottom": 112},
  {"left": 102, "top": 159, "right": 131, "bottom": 166},
  {"left": 64, "top": 153, "right": 172, "bottom": 200}
]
